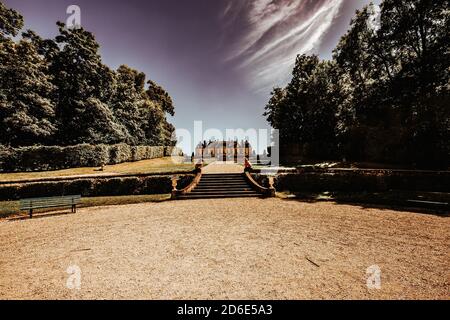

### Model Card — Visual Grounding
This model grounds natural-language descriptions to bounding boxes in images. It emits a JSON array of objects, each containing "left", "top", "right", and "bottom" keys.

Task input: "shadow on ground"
[
  {"left": 7, "top": 210, "right": 76, "bottom": 221},
  {"left": 281, "top": 191, "right": 450, "bottom": 217}
]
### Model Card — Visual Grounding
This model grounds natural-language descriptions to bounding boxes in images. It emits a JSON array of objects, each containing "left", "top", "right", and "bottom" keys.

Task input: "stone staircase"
[{"left": 178, "top": 173, "right": 260, "bottom": 200}]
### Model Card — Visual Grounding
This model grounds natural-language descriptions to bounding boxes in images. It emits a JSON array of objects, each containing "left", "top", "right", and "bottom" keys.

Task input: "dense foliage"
[
  {"left": 0, "top": 3, "right": 176, "bottom": 148},
  {"left": 0, "top": 173, "right": 195, "bottom": 201},
  {"left": 264, "top": 0, "right": 449, "bottom": 168},
  {"left": 0, "top": 144, "right": 180, "bottom": 172}
]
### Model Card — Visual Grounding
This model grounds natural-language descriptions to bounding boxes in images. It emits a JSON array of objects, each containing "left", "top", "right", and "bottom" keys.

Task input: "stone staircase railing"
[
  {"left": 243, "top": 169, "right": 276, "bottom": 197},
  {"left": 171, "top": 163, "right": 203, "bottom": 199}
]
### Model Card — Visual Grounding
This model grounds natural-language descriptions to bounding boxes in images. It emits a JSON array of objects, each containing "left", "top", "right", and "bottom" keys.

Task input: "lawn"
[
  {"left": 0, "top": 156, "right": 194, "bottom": 182},
  {"left": 0, "top": 194, "right": 171, "bottom": 219}
]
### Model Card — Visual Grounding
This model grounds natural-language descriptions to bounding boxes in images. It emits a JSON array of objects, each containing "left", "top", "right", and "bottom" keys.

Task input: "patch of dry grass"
[
  {"left": 0, "top": 157, "right": 194, "bottom": 182},
  {"left": 0, "top": 194, "right": 171, "bottom": 219}
]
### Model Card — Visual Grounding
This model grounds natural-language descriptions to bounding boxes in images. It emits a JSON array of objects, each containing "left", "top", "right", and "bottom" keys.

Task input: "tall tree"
[
  {"left": 51, "top": 22, "right": 126, "bottom": 145},
  {"left": 0, "top": 2, "right": 23, "bottom": 40},
  {"left": 378, "top": 0, "right": 450, "bottom": 167},
  {"left": 146, "top": 80, "right": 175, "bottom": 117},
  {"left": 144, "top": 80, "right": 176, "bottom": 145},
  {"left": 110, "top": 65, "right": 147, "bottom": 145},
  {"left": 266, "top": 0, "right": 449, "bottom": 168},
  {"left": 334, "top": 0, "right": 449, "bottom": 166},
  {"left": 264, "top": 55, "right": 339, "bottom": 160},
  {"left": 0, "top": 4, "right": 56, "bottom": 146},
  {"left": 0, "top": 3, "right": 178, "bottom": 149}
]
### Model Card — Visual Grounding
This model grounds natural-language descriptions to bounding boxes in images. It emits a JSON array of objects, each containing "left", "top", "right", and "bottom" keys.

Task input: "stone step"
[
  {"left": 196, "top": 183, "right": 251, "bottom": 187},
  {"left": 199, "top": 180, "right": 247, "bottom": 184},
  {"left": 191, "top": 187, "right": 255, "bottom": 194},
  {"left": 175, "top": 172, "right": 261, "bottom": 200},
  {"left": 198, "top": 180, "right": 248, "bottom": 184},
  {"left": 190, "top": 190, "right": 258, "bottom": 195},
  {"left": 197, "top": 182, "right": 249, "bottom": 186},
  {"left": 196, "top": 186, "right": 250, "bottom": 190},
  {"left": 203, "top": 173, "right": 243, "bottom": 177},
  {"left": 200, "top": 177, "right": 246, "bottom": 181},
  {"left": 194, "top": 186, "right": 253, "bottom": 191},
  {"left": 202, "top": 173, "right": 243, "bottom": 175},
  {"left": 178, "top": 193, "right": 260, "bottom": 200}
]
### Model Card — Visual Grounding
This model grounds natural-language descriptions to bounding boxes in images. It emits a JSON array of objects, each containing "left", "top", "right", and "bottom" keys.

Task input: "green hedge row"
[
  {"left": 251, "top": 170, "right": 450, "bottom": 193},
  {"left": 0, "top": 174, "right": 194, "bottom": 201},
  {"left": 0, "top": 144, "right": 183, "bottom": 172}
]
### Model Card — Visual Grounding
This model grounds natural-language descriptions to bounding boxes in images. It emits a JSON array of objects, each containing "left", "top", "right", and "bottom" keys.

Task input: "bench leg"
[
  {"left": 29, "top": 209, "right": 33, "bottom": 219},
  {"left": 72, "top": 205, "right": 77, "bottom": 213}
]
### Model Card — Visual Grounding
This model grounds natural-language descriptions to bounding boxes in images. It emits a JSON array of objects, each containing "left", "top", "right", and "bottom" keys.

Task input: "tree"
[
  {"left": 144, "top": 80, "right": 176, "bottom": 145},
  {"left": 0, "top": 3, "right": 178, "bottom": 149},
  {"left": 0, "top": 5, "right": 57, "bottom": 146},
  {"left": 264, "top": 87, "right": 286, "bottom": 137},
  {"left": 110, "top": 65, "right": 147, "bottom": 145},
  {"left": 140, "top": 100, "right": 168, "bottom": 146},
  {"left": 378, "top": 0, "right": 450, "bottom": 167},
  {"left": 146, "top": 80, "right": 175, "bottom": 116},
  {"left": 264, "top": 55, "right": 339, "bottom": 160},
  {"left": 265, "top": 0, "right": 449, "bottom": 168},
  {"left": 0, "top": 2, "right": 23, "bottom": 40},
  {"left": 51, "top": 22, "right": 126, "bottom": 145},
  {"left": 334, "top": 0, "right": 449, "bottom": 167},
  {"left": 265, "top": 55, "right": 319, "bottom": 143},
  {"left": 111, "top": 67, "right": 176, "bottom": 146}
]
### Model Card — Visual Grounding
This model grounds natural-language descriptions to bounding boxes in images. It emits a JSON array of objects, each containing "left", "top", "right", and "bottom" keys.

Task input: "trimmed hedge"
[
  {"left": 0, "top": 174, "right": 194, "bottom": 201},
  {"left": 0, "top": 144, "right": 183, "bottom": 172},
  {"left": 133, "top": 146, "right": 164, "bottom": 162},
  {"left": 109, "top": 144, "right": 133, "bottom": 164},
  {"left": 252, "top": 170, "right": 450, "bottom": 193}
]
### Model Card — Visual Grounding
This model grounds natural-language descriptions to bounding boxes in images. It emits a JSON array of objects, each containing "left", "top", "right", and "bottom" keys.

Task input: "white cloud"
[{"left": 223, "top": 0, "right": 344, "bottom": 93}]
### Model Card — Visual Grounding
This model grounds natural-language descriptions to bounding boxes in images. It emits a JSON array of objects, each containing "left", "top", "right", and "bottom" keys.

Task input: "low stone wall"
[
  {"left": 251, "top": 169, "right": 450, "bottom": 193},
  {"left": 0, "top": 144, "right": 183, "bottom": 172},
  {"left": 0, "top": 173, "right": 194, "bottom": 201}
]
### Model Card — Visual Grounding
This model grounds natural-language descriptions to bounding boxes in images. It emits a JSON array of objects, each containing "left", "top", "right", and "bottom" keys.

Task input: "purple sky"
[{"left": 4, "top": 0, "right": 379, "bottom": 153}]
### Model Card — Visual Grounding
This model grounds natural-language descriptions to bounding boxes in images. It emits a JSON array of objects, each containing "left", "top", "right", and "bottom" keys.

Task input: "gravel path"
[
  {"left": 202, "top": 161, "right": 243, "bottom": 174},
  {"left": 0, "top": 198, "right": 448, "bottom": 300}
]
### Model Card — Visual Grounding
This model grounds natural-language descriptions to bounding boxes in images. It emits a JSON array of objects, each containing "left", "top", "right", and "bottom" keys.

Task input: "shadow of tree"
[{"left": 282, "top": 191, "right": 450, "bottom": 217}]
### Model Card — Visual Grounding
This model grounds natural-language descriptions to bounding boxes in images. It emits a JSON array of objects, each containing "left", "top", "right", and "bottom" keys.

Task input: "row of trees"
[
  {"left": 0, "top": 3, "right": 175, "bottom": 148},
  {"left": 264, "top": 0, "right": 449, "bottom": 168}
]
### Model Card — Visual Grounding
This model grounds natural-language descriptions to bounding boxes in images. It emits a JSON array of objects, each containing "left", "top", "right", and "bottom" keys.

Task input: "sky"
[{"left": 3, "top": 0, "right": 379, "bottom": 153}]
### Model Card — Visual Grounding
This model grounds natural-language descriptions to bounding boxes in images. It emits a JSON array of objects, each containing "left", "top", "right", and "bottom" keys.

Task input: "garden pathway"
[
  {"left": 202, "top": 161, "right": 243, "bottom": 174},
  {"left": 1, "top": 198, "right": 447, "bottom": 299}
]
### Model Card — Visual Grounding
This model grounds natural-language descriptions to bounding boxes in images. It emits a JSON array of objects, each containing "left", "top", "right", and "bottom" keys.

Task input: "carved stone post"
[
  {"left": 195, "top": 161, "right": 203, "bottom": 171},
  {"left": 267, "top": 176, "right": 276, "bottom": 197},
  {"left": 171, "top": 177, "right": 179, "bottom": 199}
]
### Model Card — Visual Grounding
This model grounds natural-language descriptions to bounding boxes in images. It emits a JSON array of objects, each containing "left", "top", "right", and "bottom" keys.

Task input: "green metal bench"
[{"left": 19, "top": 195, "right": 81, "bottom": 218}]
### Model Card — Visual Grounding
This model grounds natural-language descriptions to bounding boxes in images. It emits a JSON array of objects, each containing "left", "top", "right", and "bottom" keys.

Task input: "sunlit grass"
[
  {"left": 0, "top": 194, "right": 172, "bottom": 219},
  {"left": 0, "top": 156, "right": 194, "bottom": 182}
]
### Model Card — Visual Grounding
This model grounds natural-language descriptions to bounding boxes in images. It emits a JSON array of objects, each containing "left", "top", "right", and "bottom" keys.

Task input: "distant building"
[{"left": 195, "top": 140, "right": 252, "bottom": 161}]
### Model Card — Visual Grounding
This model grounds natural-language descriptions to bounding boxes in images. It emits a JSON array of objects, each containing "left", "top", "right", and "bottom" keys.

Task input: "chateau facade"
[{"left": 195, "top": 140, "right": 252, "bottom": 160}]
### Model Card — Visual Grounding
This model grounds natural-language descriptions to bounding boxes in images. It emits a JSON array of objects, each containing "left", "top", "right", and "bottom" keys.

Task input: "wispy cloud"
[{"left": 222, "top": 0, "right": 344, "bottom": 92}]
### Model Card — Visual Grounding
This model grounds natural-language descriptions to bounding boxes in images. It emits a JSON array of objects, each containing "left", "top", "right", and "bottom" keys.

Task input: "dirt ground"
[
  {"left": 0, "top": 198, "right": 448, "bottom": 300},
  {"left": 202, "top": 161, "right": 243, "bottom": 174}
]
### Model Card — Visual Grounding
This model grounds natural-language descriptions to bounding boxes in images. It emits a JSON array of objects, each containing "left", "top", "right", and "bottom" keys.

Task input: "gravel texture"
[
  {"left": 0, "top": 198, "right": 448, "bottom": 300},
  {"left": 202, "top": 161, "right": 243, "bottom": 174}
]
